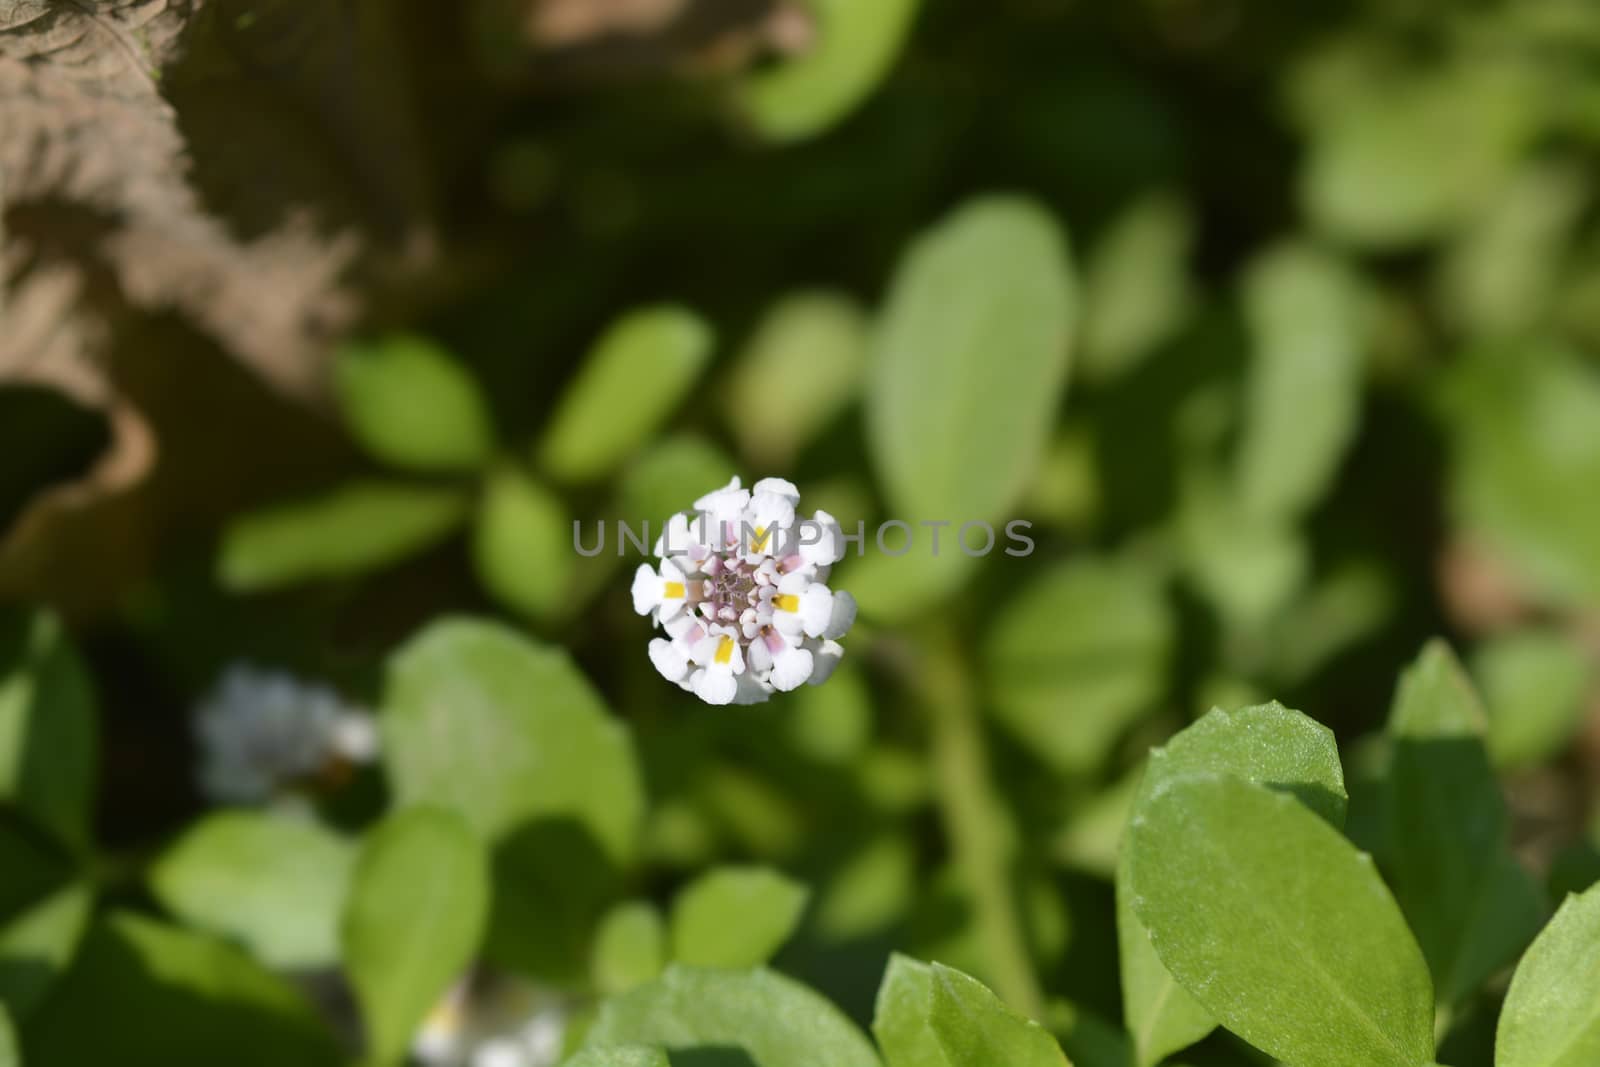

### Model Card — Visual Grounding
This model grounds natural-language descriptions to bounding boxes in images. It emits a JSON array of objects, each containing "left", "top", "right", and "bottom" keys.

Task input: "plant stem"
[{"left": 910, "top": 623, "right": 1044, "bottom": 1020}]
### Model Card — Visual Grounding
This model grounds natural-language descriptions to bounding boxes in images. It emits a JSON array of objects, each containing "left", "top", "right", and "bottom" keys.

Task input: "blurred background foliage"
[{"left": 2, "top": 0, "right": 1600, "bottom": 1064}]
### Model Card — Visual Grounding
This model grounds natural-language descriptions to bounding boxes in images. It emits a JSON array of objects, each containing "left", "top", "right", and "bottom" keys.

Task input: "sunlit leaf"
[
  {"left": 150, "top": 811, "right": 356, "bottom": 970},
  {"left": 342, "top": 807, "right": 489, "bottom": 1067},
  {"left": 873, "top": 955, "right": 1068, "bottom": 1067},
  {"left": 472, "top": 465, "right": 573, "bottom": 620},
  {"left": 538, "top": 306, "right": 713, "bottom": 484},
  {"left": 1080, "top": 191, "right": 1194, "bottom": 383},
  {"left": 1127, "top": 775, "right": 1433, "bottom": 1067},
  {"left": 334, "top": 334, "right": 496, "bottom": 472},
  {"left": 670, "top": 866, "right": 809, "bottom": 969},
  {"left": 0, "top": 882, "right": 92, "bottom": 1018},
  {"left": 1496, "top": 883, "right": 1600, "bottom": 1067},
  {"left": 1475, "top": 628, "right": 1595, "bottom": 771},
  {"left": 218, "top": 482, "right": 469, "bottom": 592},
  {"left": 592, "top": 901, "right": 666, "bottom": 997}
]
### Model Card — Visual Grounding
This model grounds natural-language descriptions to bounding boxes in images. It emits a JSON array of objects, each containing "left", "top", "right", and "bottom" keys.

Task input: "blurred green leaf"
[
  {"left": 342, "top": 807, "right": 489, "bottom": 1067},
  {"left": 472, "top": 465, "right": 574, "bottom": 620},
  {"left": 1475, "top": 628, "right": 1595, "bottom": 771},
  {"left": 382, "top": 617, "right": 643, "bottom": 861},
  {"left": 1117, "top": 702, "right": 1347, "bottom": 1067},
  {"left": 381, "top": 619, "right": 644, "bottom": 980},
  {"left": 561, "top": 1047, "right": 670, "bottom": 1067},
  {"left": 0, "top": 882, "right": 92, "bottom": 1018},
  {"left": 860, "top": 196, "right": 1074, "bottom": 621},
  {"left": 150, "top": 811, "right": 355, "bottom": 970},
  {"left": 873, "top": 955, "right": 1067, "bottom": 1067},
  {"left": 585, "top": 965, "right": 881, "bottom": 1067},
  {"left": 616, "top": 435, "right": 738, "bottom": 528},
  {"left": 1442, "top": 347, "right": 1600, "bottom": 610},
  {"left": 592, "top": 901, "right": 666, "bottom": 996},
  {"left": 1080, "top": 191, "right": 1194, "bottom": 383},
  {"left": 1383, "top": 641, "right": 1545, "bottom": 1008},
  {"left": 1126, "top": 776, "right": 1433, "bottom": 1067},
  {"left": 0, "top": 610, "right": 97, "bottom": 851},
  {"left": 786, "top": 661, "right": 873, "bottom": 766},
  {"left": 25, "top": 913, "right": 340, "bottom": 1067},
  {"left": 218, "top": 481, "right": 469, "bottom": 592},
  {"left": 0, "top": 1004, "right": 13, "bottom": 1067},
  {"left": 669, "top": 866, "right": 809, "bottom": 969},
  {"left": 983, "top": 556, "right": 1173, "bottom": 776},
  {"left": 1436, "top": 162, "right": 1588, "bottom": 339},
  {"left": 1236, "top": 243, "right": 1367, "bottom": 525},
  {"left": 538, "top": 306, "right": 713, "bottom": 484},
  {"left": 1496, "top": 882, "right": 1600, "bottom": 1067},
  {"left": 334, "top": 334, "right": 496, "bottom": 472},
  {"left": 1301, "top": 61, "right": 1536, "bottom": 248},
  {"left": 726, "top": 291, "right": 868, "bottom": 467},
  {"left": 737, "top": 0, "right": 922, "bottom": 142},
  {"left": 814, "top": 833, "right": 916, "bottom": 941}
]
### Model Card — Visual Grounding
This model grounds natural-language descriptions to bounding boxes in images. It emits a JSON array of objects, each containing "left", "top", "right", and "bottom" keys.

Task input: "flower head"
[{"left": 631, "top": 476, "right": 855, "bottom": 705}]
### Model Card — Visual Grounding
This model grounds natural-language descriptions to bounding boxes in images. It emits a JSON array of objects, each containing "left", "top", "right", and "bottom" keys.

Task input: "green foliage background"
[{"left": 2, "top": 1, "right": 1600, "bottom": 1066}]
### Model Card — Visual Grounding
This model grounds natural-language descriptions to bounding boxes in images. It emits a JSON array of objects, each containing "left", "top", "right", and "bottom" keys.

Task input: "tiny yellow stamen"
[
  {"left": 714, "top": 636, "right": 735, "bottom": 665},
  {"left": 663, "top": 581, "right": 686, "bottom": 599},
  {"left": 752, "top": 526, "right": 770, "bottom": 550},
  {"left": 774, "top": 594, "right": 799, "bottom": 612}
]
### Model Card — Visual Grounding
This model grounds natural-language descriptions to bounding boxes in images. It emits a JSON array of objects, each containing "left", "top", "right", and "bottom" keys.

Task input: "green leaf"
[
  {"left": 0, "top": 611, "right": 97, "bottom": 850},
  {"left": 726, "top": 291, "right": 869, "bottom": 466},
  {"left": 873, "top": 955, "right": 1068, "bottom": 1067},
  {"left": 1475, "top": 629, "right": 1595, "bottom": 770},
  {"left": 342, "top": 807, "right": 490, "bottom": 1067},
  {"left": 1496, "top": 883, "right": 1600, "bottom": 1067},
  {"left": 0, "top": 882, "right": 92, "bottom": 1018},
  {"left": 592, "top": 901, "right": 666, "bottom": 996},
  {"left": 982, "top": 557, "right": 1174, "bottom": 776},
  {"left": 25, "top": 913, "right": 341, "bottom": 1067},
  {"left": 149, "top": 811, "right": 356, "bottom": 970},
  {"left": 1080, "top": 191, "right": 1194, "bottom": 383},
  {"left": 856, "top": 195, "right": 1074, "bottom": 622},
  {"left": 616, "top": 435, "right": 738, "bottom": 530},
  {"left": 0, "top": 1004, "right": 14, "bottom": 1067},
  {"left": 868, "top": 194, "right": 1075, "bottom": 527},
  {"left": 381, "top": 619, "right": 644, "bottom": 979},
  {"left": 562, "top": 1047, "right": 670, "bottom": 1067},
  {"left": 1236, "top": 242, "right": 1367, "bottom": 525},
  {"left": 1384, "top": 641, "right": 1545, "bottom": 1008},
  {"left": 585, "top": 965, "right": 881, "bottom": 1067},
  {"left": 472, "top": 465, "right": 574, "bottom": 620},
  {"left": 1126, "top": 775, "right": 1433, "bottom": 1067},
  {"left": 538, "top": 306, "right": 713, "bottom": 484},
  {"left": 736, "top": 0, "right": 922, "bottom": 142},
  {"left": 333, "top": 334, "right": 496, "bottom": 472},
  {"left": 1117, "top": 702, "right": 1347, "bottom": 1067},
  {"left": 669, "top": 866, "right": 809, "bottom": 969},
  {"left": 1301, "top": 61, "right": 1535, "bottom": 248},
  {"left": 1441, "top": 347, "right": 1600, "bottom": 610},
  {"left": 218, "top": 481, "right": 469, "bottom": 592}
]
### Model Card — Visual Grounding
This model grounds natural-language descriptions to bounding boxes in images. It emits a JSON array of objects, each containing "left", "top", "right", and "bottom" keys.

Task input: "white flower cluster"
[
  {"left": 413, "top": 976, "right": 566, "bottom": 1067},
  {"left": 194, "top": 664, "right": 379, "bottom": 804},
  {"left": 631, "top": 476, "right": 856, "bottom": 705}
]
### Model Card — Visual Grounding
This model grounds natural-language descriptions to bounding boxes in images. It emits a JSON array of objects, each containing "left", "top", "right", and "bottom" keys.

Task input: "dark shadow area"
[{"left": 487, "top": 815, "right": 623, "bottom": 982}]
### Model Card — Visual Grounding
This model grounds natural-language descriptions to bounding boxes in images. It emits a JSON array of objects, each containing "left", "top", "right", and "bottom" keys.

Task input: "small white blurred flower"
[
  {"left": 193, "top": 664, "right": 378, "bottom": 804},
  {"left": 631, "top": 476, "right": 856, "bottom": 705},
  {"left": 414, "top": 974, "right": 569, "bottom": 1067}
]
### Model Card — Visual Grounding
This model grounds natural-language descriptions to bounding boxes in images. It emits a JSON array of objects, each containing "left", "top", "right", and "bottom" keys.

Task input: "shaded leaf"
[
  {"left": 1080, "top": 191, "right": 1194, "bottom": 383},
  {"left": 0, "top": 882, "right": 92, "bottom": 1018},
  {"left": 0, "top": 610, "right": 97, "bottom": 850}
]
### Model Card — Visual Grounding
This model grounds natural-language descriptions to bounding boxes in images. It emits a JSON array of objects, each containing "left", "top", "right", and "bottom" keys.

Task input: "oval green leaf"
[
  {"left": 334, "top": 334, "right": 496, "bottom": 472},
  {"left": 1496, "top": 883, "right": 1600, "bottom": 1067},
  {"left": 0, "top": 610, "right": 97, "bottom": 851},
  {"left": 342, "top": 807, "right": 489, "bottom": 1067},
  {"left": 472, "top": 465, "right": 573, "bottom": 620},
  {"left": 1126, "top": 775, "right": 1433, "bottom": 1067},
  {"left": 669, "top": 866, "right": 809, "bottom": 969}
]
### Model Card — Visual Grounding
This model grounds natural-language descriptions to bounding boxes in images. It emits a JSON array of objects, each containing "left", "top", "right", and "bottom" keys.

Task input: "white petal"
[
  {"left": 648, "top": 638, "right": 690, "bottom": 681},
  {"left": 329, "top": 713, "right": 380, "bottom": 763},
  {"left": 769, "top": 645, "right": 815, "bottom": 691},
  {"left": 693, "top": 669, "right": 738, "bottom": 705},
  {"left": 799, "top": 585, "right": 835, "bottom": 638},
  {"left": 823, "top": 589, "right": 857, "bottom": 640},
  {"left": 752, "top": 477, "right": 800, "bottom": 502},
  {"left": 747, "top": 637, "right": 773, "bottom": 673},
  {"left": 733, "top": 672, "right": 775, "bottom": 705},
  {"left": 630, "top": 564, "right": 661, "bottom": 615},
  {"left": 799, "top": 509, "right": 845, "bottom": 567}
]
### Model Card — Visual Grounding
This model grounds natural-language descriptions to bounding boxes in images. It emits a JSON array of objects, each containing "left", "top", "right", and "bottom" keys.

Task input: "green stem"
[{"left": 910, "top": 624, "right": 1044, "bottom": 1020}]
